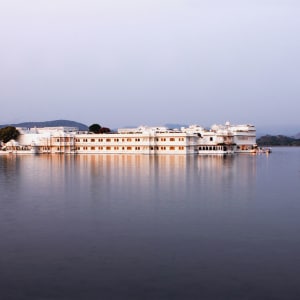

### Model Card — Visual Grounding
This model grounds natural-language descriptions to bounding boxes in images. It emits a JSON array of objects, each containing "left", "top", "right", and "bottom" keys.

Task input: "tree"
[
  {"left": 0, "top": 126, "right": 20, "bottom": 143},
  {"left": 99, "top": 127, "right": 110, "bottom": 133},
  {"left": 89, "top": 124, "right": 111, "bottom": 134},
  {"left": 89, "top": 124, "right": 101, "bottom": 133}
]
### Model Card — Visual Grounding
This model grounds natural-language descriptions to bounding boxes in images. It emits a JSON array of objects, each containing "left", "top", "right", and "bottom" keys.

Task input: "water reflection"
[
  {"left": 0, "top": 154, "right": 257, "bottom": 206},
  {"left": 2, "top": 152, "right": 300, "bottom": 299}
]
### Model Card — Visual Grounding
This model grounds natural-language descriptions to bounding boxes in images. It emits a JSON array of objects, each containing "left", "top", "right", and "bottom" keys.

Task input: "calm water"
[{"left": 0, "top": 148, "right": 300, "bottom": 300}]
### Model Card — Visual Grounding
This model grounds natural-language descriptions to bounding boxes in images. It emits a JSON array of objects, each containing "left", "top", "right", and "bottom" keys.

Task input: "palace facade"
[{"left": 1, "top": 122, "right": 257, "bottom": 155}]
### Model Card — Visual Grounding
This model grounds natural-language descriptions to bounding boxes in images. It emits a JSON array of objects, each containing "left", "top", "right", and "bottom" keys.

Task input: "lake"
[{"left": 0, "top": 148, "right": 300, "bottom": 299}]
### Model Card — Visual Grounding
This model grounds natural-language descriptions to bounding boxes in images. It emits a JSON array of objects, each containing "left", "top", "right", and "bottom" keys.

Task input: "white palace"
[{"left": 1, "top": 122, "right": 257, "bottom": 155}]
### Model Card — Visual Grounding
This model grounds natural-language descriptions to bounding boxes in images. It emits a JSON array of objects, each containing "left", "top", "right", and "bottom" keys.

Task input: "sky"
[{"left": 0, "top": 0, "right": 299, "bottom": 133}]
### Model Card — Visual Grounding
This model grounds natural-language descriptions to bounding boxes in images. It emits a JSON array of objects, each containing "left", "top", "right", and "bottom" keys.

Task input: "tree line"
[{"left": 257, "top": 135, "right": 300, "bottom": 146}]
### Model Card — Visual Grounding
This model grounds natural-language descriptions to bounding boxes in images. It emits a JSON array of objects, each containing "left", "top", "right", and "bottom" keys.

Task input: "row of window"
[
  {"left": 198, "top": 146, "right": 226, "bottom": 151},
  {"left": 55, "top": 138, "right": 71, "bottom": 142},
  {"left": 74, "top": 137, "right": 185, "bottom": 143},
  {"left": 74, "top": 146, "right": 186, "bottom": 151}
]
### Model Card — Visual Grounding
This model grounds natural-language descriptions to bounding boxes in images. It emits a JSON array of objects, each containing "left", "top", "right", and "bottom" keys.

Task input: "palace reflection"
[{"left": 0, "top": 153, "right": 257, "bottom": 209}]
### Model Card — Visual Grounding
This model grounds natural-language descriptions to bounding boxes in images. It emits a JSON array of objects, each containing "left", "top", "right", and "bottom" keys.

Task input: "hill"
[
  {"left": 257, "top": 135, "right": 300, "bottom": 146},
  {"left": 0, "top": 120, "right": 88, "bottom": 131},
  {"left": 294, "top": 132, "right": 300, "bottom": 139}
]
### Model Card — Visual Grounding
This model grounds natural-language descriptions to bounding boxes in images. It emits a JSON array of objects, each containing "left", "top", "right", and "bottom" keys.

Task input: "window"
[
  {"left": 238, "top": 136, "right": 249, "bottom": 140},
  {"left": 106, "top": 139, "right": 111, "bottom": 142},
  {"left": 127, "top": 138, "right": 132, "bottom": 142},
  {"left": 91, "top": 139, "right": 95, "bottom": 142},
  {"left": 114, "top": 138, "right": 119, "bottom": 142},
  {"left": 91, "top": 147, "right": 95, "bottom": 150},
  {"left": 106, "top": 146, "right": 111, "bottom": 150},
  {"left": 127, "top": 146, "right": 132, "bottom": 150},
  {"left": 170, "top": 138, "right": 175, "bottom": 141},
  {"left": 210, "top": 137, "right": 213, "bottom": 141},
  {"left": 170, "top": 146, "right": 175, "bottom": 150}
]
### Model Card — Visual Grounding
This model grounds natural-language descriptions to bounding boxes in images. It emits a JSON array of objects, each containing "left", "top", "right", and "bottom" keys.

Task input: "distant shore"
[{"left": 257, "top": 135, "right": 300, "bottom": 146}]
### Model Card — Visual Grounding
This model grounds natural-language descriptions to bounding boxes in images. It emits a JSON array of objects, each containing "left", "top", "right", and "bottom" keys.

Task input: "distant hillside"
[
  {"left": 0, "top": 120, "right": 88, "bottom": 131},
  {"left": 294, "top": 132, "right": 300, "bottom": 139},
  {"left": 257, "top": 135, "right": 300, "bottom": 146}
]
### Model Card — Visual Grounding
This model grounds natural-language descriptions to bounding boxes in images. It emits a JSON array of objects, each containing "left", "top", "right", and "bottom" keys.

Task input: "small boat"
[{"left": 254, "top": 147, "right": 272, "bottom": 154}]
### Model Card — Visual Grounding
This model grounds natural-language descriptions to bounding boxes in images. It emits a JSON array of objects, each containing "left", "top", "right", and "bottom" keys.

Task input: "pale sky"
[{"left": 0, "top": 0, "right": 299, "bottom": 132}]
